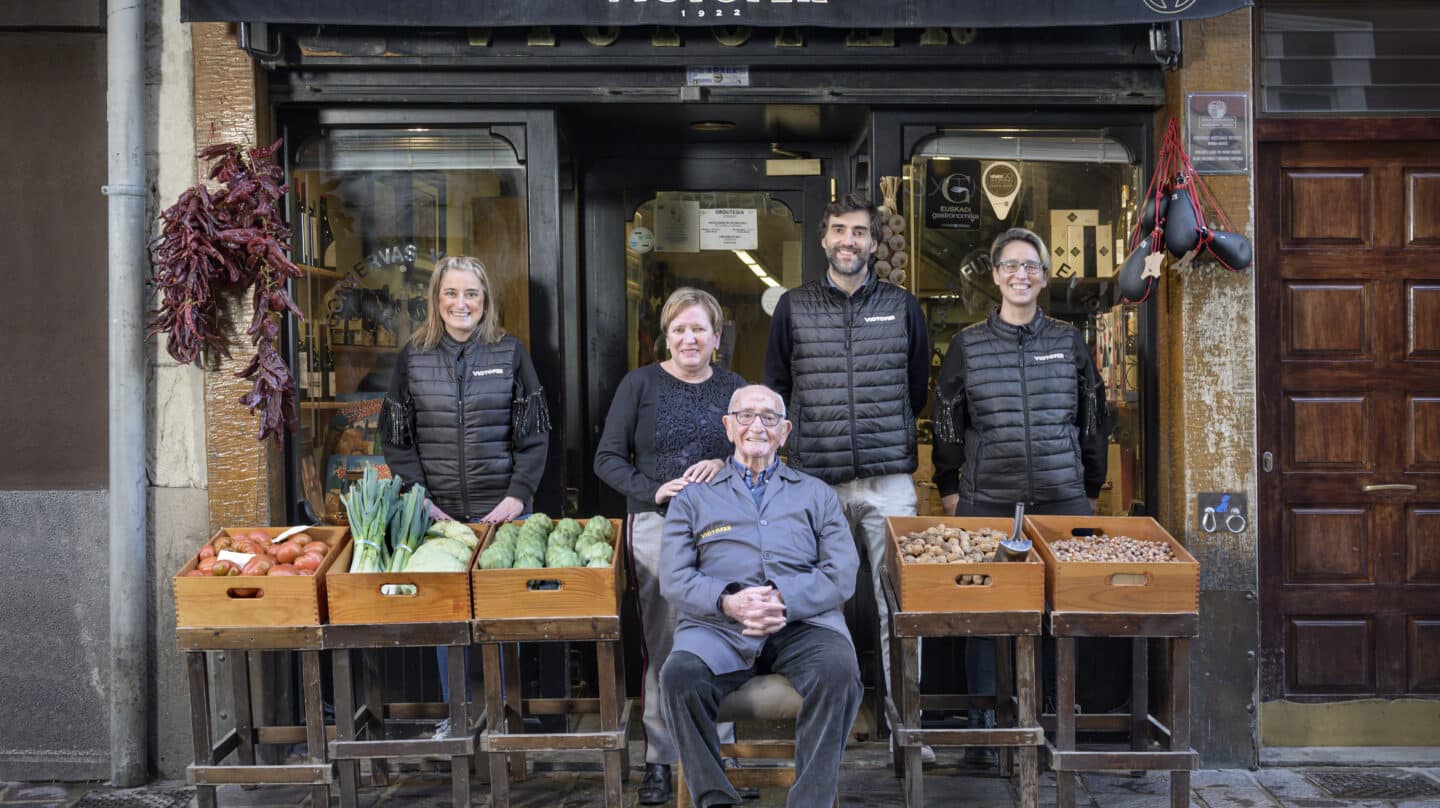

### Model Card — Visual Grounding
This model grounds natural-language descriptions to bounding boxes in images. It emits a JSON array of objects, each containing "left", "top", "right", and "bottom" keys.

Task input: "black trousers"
[
  {"left": 661, "top": 623, "right": 861, "bottom": 808},
  {"left": 958, "top": 496, "right": 1093, "bottom": 706}
]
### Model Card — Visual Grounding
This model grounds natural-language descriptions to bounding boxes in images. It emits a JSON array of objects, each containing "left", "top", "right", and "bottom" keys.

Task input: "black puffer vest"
[
  {"left": 955, "top": 312, "right": 1085, "bottom": 506},
  {"left": 405, "top": 334, "right": 521, "bottom": 519},
  {"left": 787, "top": 275, "right": 916, "bottom": 484}
]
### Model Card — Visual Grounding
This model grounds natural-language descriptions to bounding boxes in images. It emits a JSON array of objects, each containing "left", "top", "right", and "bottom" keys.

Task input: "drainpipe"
[{"left": 105, "top": 0, "right": 148, "bottom": 787}]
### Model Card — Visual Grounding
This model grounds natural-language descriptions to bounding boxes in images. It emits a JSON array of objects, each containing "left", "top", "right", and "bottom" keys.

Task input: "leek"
[{"left": 342, "top": 465, "right": 401, "bottom": 573}]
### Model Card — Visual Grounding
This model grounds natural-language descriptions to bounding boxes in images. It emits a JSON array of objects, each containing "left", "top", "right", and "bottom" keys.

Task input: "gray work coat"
[{"left": 660, "top": 461, "right": 859, "bottom": 675}]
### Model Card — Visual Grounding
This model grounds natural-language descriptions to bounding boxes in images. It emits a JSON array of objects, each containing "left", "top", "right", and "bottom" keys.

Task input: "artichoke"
[
  {"left": 513, "top": 552, "right": 544, "bottom": 569},
  {"left": 546, "top": 547, "right": 582, "bottom": 568}
]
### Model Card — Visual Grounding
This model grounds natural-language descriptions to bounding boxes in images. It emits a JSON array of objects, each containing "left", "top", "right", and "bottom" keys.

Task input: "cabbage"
[
  {"left": 404, "top": 539, "right": 471, "bottom": 572},
  {"left": 430, "top": 521, "right": 479, "bottom": 550}
]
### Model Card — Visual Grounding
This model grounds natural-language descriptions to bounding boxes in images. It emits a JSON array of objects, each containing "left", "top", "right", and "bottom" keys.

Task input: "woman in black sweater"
[{"left": 594, "top": 287, "right": 744, "bottom": 805}]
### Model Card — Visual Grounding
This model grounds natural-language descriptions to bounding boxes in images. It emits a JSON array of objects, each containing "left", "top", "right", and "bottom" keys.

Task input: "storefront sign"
[
  {"left": 185, "top": 0, "right": 1255, "bottom": 28},
  {"left": 654, "top": 198, "right": 700, "bottom": 252},
  {"left": 1186, "top": 91, "right": 1249, "bottom": 175},
  {"left": 699, "top": 208, "right": 758, "bottom": 250},
  {"left": 981, "top": 161, "right": 1021, "bottom": 221},
  {"left": 924, "top": 158, "right": 981, "bottom": 231},
  {"left": 687, "top": 66, "right": 750, "bottom": 86}
]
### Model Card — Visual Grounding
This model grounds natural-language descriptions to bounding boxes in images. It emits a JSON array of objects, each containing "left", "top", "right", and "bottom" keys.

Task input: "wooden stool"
[
  {"left": 1044, "top": 612, "right": 1199, "bottom": 808},
  {"left": 475, "top": 615, "right": 632, "bottom": 808},
  {"left": 326, "top": 621, "right": 481, "bottom": 808},
  {"left": 177, "top": 626, "right": 332, "bottom": 808},
  {"left": 882, "top": 575, "right": 1043, "bottom": 808},
  {"left": 676, "top": 674, "right": 839, "bottom": 808}
]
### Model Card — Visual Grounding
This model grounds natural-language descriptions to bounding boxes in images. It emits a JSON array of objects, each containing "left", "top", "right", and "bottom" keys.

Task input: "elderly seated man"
[{"left": 660, "top": 384, "right": 862, "bottom": 808}]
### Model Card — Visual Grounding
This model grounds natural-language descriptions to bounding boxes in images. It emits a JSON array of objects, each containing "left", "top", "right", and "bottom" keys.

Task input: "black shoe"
[
  {"left": 963, "top": 747, "right": 996, "bottom": 767},
  {"left": 638, "top": 763, "right": 672, "bottom": 805},
  {"left": 722, "top": 757, "right": 761, "bottom": 800}
]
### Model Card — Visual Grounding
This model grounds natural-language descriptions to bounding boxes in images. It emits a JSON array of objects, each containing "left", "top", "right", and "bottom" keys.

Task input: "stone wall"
[{"left": 1158, "top": 8, "right": 1260, "bottom": 768}]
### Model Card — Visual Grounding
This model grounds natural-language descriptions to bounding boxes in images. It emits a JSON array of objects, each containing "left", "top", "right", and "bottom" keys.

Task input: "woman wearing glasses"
[
  {"left": 932, "top": 226, "right": 1108, "bottom": 517},
  {"left": 594, "top": 287, "right": 745, "bottom": 806},
  {"left": 931, "top": 228, "right": 1110, "bottom": 761}
]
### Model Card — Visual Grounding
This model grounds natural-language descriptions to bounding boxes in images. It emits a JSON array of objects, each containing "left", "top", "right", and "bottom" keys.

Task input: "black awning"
[{"left": 182, "top": 0, "right": 1251, "bottom": 29}]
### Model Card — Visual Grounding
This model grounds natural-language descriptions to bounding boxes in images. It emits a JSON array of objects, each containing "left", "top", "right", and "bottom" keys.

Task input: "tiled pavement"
[{"left": 3, "top": 746, "right": 1439, "bottom": 807}]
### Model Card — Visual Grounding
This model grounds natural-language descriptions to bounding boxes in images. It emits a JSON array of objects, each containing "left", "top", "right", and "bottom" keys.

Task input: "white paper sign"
[
  {"left": 628, "top": 225, "right": 655, "bottom": 254},
  {"left": 217, "top": 550, "right": 256, "bottom": 567},
  {"left": 654, "top": 199, "right": 700, "bottom": 253},
  {"left": 699, "top": 208, "right": 758, "bottom": 250},
  {"left": 761, "top": 285, "right": 787, "bottom": 316},
  {"left": 687, "top": 66, "right": 750, "bottom": 86}
]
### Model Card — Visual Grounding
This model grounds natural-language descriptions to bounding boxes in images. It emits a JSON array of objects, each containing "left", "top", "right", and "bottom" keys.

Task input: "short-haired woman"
[
  {"left": 594, "top": 287, "right": 745, "bottom": 805},
  {"left": 931, "top": 227, "right": 1110, "bottom": 763}
]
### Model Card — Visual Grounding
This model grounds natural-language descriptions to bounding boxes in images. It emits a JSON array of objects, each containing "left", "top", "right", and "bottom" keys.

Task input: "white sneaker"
[
  {"left": 432, "top": 718, "right": 452, "bottom": 739},
  {"left": 889, "top": 737, "right": 937, "bottom": 764}
]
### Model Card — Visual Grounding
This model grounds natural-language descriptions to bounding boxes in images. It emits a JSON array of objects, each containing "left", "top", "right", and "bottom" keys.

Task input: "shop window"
[
  {"left": 289, "top": 129, "right": 528, "bottom": 519},
  {"left": 624, "top": 192, "right": 802, "bottom": 384},
  {"left": 906, "top": 132, "right": 1145, "bottom": 516}
]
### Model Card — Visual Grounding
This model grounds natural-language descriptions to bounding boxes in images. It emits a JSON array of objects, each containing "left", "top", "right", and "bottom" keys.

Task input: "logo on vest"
[
  {"left": 700, "top": 524, "right": 733, "bottom": 539},
  {"left": 863, "top": 314, "right": 897, "bottom": 323},
  {"left": 1033, "top": 352, "right": 1067, "bottom": 362},
  {"left": 472, "top": 368, "right": 505, "bottom": 377}
]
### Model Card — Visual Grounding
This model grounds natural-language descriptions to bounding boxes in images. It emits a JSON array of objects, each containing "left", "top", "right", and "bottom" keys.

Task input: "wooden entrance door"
[{"left": 1257, "top": 130, "right": 1440, "bottom": 702}]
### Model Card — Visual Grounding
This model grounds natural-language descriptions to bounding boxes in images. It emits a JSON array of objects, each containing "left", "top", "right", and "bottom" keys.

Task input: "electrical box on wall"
[{"left": 1197, "top": 492, "right": 1247, "bottom": 534}]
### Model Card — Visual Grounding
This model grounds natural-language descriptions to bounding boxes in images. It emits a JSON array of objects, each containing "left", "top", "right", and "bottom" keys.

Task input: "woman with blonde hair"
[
  {"left": 381, "top": 255, "right": 550, "bottom": 524},
  {"left": 594, "top": 287, "right": 746, "bottom": 805}
]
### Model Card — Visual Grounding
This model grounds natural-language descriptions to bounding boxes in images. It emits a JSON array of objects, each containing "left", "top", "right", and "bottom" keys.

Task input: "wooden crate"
[
  {"left": 1025, "top": 515, "right": 1199, "bottom": 613},
  {"left": 885, "top": 516, "right": 1045, "bottom": 613},
  {"left": 325, "top": 523, "right": 492, "bottom": 624},
  {"left": 472, "top": 518, "right": 625, "bottom": 619},
  {"left": 173, "top": 526, "right": 349, "bottom": 628}
]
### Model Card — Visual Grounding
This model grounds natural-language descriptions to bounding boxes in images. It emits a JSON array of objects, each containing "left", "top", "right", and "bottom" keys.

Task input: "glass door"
[
  {"left": 583, "top": 155, "right": 832, "bottom": 514},
  {"left": 283, "top": 110, "right": 564, "bottom": 524}
]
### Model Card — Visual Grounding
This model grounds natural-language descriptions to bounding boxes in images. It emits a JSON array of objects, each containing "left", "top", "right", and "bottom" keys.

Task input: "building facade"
[{"left": 2, "top": 0, "right": 1436, "bottom": 782}]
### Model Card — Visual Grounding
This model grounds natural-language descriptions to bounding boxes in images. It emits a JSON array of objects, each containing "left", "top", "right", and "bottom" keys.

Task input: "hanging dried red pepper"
[{"left": 148, "top": 138, "right": 303, "bottom": 445}]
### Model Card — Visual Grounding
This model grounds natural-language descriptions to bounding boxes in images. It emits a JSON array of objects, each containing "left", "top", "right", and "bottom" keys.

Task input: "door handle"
[{"left": 1362, "top": 483, "right": 1417, "bottom": 493}]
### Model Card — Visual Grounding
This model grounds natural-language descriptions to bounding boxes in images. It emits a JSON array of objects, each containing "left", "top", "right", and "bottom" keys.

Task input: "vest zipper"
[
  {"left": 844, "top": 293, "right": 860, "bottom": 477},
  {"left": 1018, "top": 328, "right": 1034, "bottom": 505},
  {"left": 456, "top": 350, "right": 472, "bottom": 521}
]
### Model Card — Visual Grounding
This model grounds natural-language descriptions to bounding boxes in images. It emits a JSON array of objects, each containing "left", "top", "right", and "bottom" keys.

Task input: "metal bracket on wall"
[
  {"left": 1198, "top": 492, "right": 1247, "bottom": 535},
  {"left": 1149, "top": 22, "right": 1182, "bottom": 70},
  {"left": 239, "top": 22, "right": 283, "bottom": 63}
]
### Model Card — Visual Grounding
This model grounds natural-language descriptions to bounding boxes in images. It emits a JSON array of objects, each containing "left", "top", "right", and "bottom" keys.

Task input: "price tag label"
[{"left": 218, "top": 550, "right": 257, "bottom": 567}]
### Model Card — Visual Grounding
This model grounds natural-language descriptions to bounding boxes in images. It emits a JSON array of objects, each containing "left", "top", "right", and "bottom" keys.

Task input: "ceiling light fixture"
[
  {"left": 689, "top": 120, "right": 737, "bottom": 132},
  {"left": 734, "top": 250, "right": 781, "bottom": 288}
]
